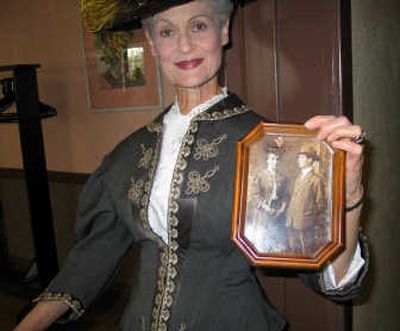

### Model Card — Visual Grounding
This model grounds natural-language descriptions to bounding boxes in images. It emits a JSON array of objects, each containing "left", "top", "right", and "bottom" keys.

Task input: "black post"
[
  {"left": 340, "top": 0, "right": 354, "bottom": 330},
  {"left": 0, "top": 201, "right": 8, "bottom": 270},
  {"left": 11, "top": 65, "right": 59, "bottom": 287}
]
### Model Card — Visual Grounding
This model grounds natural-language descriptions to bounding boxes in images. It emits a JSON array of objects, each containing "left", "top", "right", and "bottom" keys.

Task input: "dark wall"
[{"left": 351, "top": 0, "right": 400, "bottom": 330}]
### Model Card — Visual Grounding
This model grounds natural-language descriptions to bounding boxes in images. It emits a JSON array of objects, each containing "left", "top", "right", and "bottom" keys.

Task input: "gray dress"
[{"left": 41, "top": 93, "right": 368, "bottom": 331}]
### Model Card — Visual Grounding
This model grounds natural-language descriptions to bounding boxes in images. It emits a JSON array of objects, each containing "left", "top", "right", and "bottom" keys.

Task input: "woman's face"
[
  {"left": 145, "top": 1, "right": 229, "bottom": 89},
  {"left": 266, "top": 153, "right": 278, "bottom": 170}
]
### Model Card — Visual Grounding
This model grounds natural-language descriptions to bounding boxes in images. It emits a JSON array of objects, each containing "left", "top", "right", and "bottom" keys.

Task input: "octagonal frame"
[{"left": 231, "top": 122, "right": 345, "bottom": 269}]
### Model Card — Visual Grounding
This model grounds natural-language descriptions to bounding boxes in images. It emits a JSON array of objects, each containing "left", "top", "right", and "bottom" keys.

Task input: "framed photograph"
[
  {"left": 82, "top": 28, "right": 163, "bottom": 112},
  {"left": 231, "top": 122, "right": 345, "bottom": 269}
]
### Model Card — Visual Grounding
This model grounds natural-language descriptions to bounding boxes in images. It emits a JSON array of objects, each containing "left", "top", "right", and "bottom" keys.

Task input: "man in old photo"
[{"left": 286, "top": 145, "right": 326, "bottom": 254}]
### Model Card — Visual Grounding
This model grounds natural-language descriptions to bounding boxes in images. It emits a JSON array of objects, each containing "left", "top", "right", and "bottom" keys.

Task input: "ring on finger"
[{"left": 353, "top": 130, "right": 366, "bottom": 144}]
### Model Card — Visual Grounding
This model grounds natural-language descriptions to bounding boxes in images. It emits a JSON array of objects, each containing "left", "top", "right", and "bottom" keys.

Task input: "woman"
[
  {"left": 15, "top": 0, "right": 367, "bottom": 330},
  {"left": 247, "top": 151, "right": 290, "bottom": 252}
]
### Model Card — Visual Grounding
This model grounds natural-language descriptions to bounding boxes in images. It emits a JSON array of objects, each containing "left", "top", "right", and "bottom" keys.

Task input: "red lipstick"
[{"left": 175, "top": 58, "right": 204, "bottom": 70}]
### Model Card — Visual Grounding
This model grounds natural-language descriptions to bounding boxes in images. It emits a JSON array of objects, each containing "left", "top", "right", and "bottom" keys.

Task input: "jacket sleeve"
[
  {"left": 298, "top": 231, "right": 369, "bottom": 302},
  {"left": 35, "top": 158, "right": 134, "bottom": 321}
]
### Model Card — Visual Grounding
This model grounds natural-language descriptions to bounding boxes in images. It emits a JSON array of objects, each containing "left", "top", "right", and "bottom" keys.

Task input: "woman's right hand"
[{"left": 13, "top": 301, "right": 69, "bottom": 331}]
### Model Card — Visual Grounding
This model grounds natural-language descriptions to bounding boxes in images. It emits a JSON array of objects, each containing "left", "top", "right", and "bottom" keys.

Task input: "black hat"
[
  {"left": 80, "top": 0, "right": 252, "bottom": 33},
  {"left": 264, "top": 137, "right": 285, "bottom": 156}
]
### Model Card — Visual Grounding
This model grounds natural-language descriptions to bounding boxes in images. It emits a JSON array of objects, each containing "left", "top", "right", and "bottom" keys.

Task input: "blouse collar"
[{"left": 164, "top": 87, "right": 228, "bottom": 125}]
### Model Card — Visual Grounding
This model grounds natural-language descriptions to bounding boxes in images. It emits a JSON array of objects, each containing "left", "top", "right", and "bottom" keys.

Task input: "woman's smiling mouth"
[{"left": 174, "top": 58, "right": 204, "bottom": 70}]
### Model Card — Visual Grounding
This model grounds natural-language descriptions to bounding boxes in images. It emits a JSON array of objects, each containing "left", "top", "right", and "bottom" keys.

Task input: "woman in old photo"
[
  {"left": 247, "top": 149, "right": 290, "bottom": 252},
  {"left": 15, "top": 1, "right": 368, "bottom": 330}
]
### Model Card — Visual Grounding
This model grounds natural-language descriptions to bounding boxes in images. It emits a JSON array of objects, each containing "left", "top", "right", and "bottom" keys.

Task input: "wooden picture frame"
[
  {"left": 232, "top": 122, "right": 345, "bottom": 269},
  {"left": 82, "top": 28, "right": 163, "bottom": 112}
]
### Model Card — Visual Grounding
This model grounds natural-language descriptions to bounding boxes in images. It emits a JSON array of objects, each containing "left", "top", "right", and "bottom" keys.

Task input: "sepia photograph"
[{"left": 232, "top": 122, "right": 346, "bottom": 269}]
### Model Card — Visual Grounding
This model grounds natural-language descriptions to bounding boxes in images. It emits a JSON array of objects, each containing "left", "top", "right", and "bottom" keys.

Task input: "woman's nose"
[{"left": 178, "top": 31, "right": 193, "bottom": 53}]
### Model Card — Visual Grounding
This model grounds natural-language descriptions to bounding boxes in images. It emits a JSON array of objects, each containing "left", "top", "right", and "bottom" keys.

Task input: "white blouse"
[{"left": 148, "top": 88, "right": 228, "bottom": 243}]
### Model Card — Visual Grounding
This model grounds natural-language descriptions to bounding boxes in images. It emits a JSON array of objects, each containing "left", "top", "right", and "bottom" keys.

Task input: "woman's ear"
[
  {"left": 145, "top": 29, "right": 158, "bottom": 56},
  {"left": 221, "top": 19, "right": 230, "bottom": 46}
]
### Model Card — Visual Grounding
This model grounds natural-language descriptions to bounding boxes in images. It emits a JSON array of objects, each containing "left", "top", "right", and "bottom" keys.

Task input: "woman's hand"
[
  {"left": 305, "top": 115, "right": 364, "bottom": 202},
  {"left": 13, "top": 301, "right": 69, "bottom": 331},
  {"left": 305, "top": 115, "right": 365, "bottom": 283}
]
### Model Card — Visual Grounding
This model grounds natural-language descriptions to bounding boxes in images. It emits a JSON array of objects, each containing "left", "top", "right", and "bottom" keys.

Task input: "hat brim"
[
  {"left": 111, "top": 0, "right": 195, "bottom": 31},
  {"left": 109, "top": 0, "right": 254, "bottom": 32}
]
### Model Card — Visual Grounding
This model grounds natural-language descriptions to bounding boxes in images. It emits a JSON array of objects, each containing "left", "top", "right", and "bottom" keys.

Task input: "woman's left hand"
[
  {"left": 305, "top": 115, "right": 365, "bottom": 281},
  {"left": 305, "top": 115, "right": 364, "bottom": 201}
]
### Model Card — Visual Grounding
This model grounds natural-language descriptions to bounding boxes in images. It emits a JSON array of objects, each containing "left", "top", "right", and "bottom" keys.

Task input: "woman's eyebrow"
[
  {"left": 189, "top": 13, "right": 212, "bottom": 21},
  {"left": 156, "top": 13, "right": 211, "bottom": 23},
  {"left": 154, "top": 18, "right": 173, "bottom": 26}
]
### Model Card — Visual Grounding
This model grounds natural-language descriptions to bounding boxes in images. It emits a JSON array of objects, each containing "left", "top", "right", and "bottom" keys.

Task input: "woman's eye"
[
  {"left": 159, "top": 28, "right": 174, "bottom": 38},
  {"left": 192, "top": 21, "right": 207, "bottom": 32}
]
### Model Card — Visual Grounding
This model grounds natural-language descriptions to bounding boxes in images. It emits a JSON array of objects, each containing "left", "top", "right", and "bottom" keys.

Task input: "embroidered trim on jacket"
[
  {"left": 138, "top": 144, "right": 153, "bottom": 169},
  {"left": 34, "top": 289, "right": 85, "bottom": 322},
  {"left": 151, "top": 120, "right": 199, "bottom": 331},
  {"left": 146, "top": 121, "right": 162, "bottom": 133},
  {"left": 194, "top": 134, "right": 228, "bottom": 161},
  {"left": 194, "top": 105, "right": 250, "bottom": 122},
  {"left": 185, "top": 165, "right": 220, "bottom": 195},
  {"left": 139, "top": 139, "right": 161, "bottom": 232},
  {"left": 128, "top": 177, "right": 144, "bottom": 206}
]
